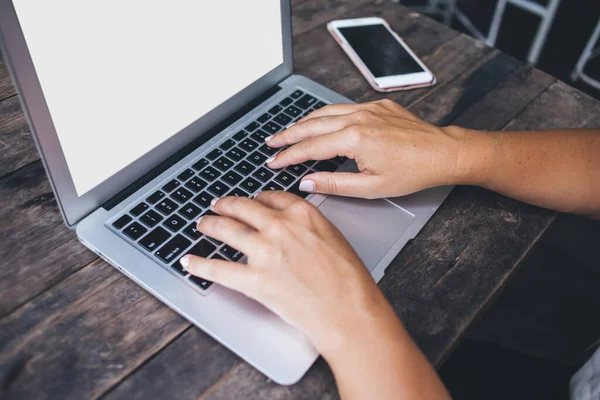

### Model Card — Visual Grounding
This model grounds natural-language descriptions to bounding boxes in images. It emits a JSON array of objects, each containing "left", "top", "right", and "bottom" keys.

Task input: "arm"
[
  {"left": 181, "top": 193, "right": 450, "bottom": 400},
  {"left": 266, "top": 100, "right": 600, "bottom": 219}
]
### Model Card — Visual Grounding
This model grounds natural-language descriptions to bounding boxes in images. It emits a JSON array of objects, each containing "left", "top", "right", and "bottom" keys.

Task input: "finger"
[
  {"left": 254, "top": 190, "right": 305, "bottom": 211},
  {"left": 267, "top": 128, "right": 353, "bottom": 169},
  {"left": 299, "top": 172, "right": 381, "bottom": 198},
  {"left": 266, "top": 114, "right": 354, "bottom": 148},
  {"left": 180, "top": 255, "right": 256, "bottom": 294},
  {"left": 197, "top": 214, "right": 262, "bottom": 255},
  {"left": 210, "top": 196, "right": 276, "bottom": 231}
]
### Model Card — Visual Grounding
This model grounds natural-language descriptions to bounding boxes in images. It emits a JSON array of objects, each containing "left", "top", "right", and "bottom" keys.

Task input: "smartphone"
[{"left": 327, "top": 17, "right": 436, "bottom": 92}]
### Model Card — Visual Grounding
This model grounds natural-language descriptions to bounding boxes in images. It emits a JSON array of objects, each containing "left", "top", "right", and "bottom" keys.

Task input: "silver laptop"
[{"left": 0, "top": 1, "right": 451, "bottom": 384}]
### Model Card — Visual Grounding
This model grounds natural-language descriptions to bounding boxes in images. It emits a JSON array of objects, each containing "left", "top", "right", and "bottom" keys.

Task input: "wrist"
[{"left": 442, "top": 125, "right": 496, "bottom": 187}]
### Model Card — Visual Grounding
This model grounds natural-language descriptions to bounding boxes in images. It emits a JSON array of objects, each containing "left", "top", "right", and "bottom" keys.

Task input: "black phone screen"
[{"left": 338, "top": 24, "right": 424, "bottom": 78}]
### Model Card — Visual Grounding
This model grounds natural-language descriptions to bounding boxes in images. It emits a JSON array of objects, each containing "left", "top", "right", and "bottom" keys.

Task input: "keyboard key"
[
  {"left": 302, "top": 111, "right": 311, "bottom": 117},
  {"left": 206, "top": 234, "right": 222, "bottom": 245},
  {"left": 257, "top": 113, "right": 271, "bottom": 123},
  {"left": 139, "top": 226, "right": 170, "bottom": 252},
  {"left": 112, "top": 214, "right": 132, "bottom": 230},
  {"left": 189, "top": 275, "right": 213, "bottom": 290},
  {"left": 259, "top": 144, "right": 278, "bottom": 157},
  {"left": 240, "top": 177, "right": 260, "bottom": 193},
  {"left": 163, "top": 214, "right": 187, "bottom": 232},
  {"left": 245, "top": 121, "right": 260, "bottom": 132},
  {"left": 284, "top": 105, "right": 302, "bottom": 118},
  {"left": 192, "top": 158, "right": 209, "bottom": 171},
  {"left": 162, "top": 179, "right": 180, "bottom": 193},
  {"left": 253, "top": 167, "right": 274, "bottom": 183},
  {"left": 182, "top": 222, "right": 202, "bottom": 240},
  {"left": 156, "top": 198, "right": 178, "bottom": 215},
  {"left": 251, "top": 129, "right": 269, "bottom": 142},
  {"left": 178, "top": 202, "right": 202, "bottom": 220},
  {"left": 288, "top": 180, "right": 310, "bottom": 199},
  {"left": 262, "top": 181, "right": 284, "bottom": 192},
  {"left": 211, "top": 253, "right": 226, "bottom": 260},
  {"left": 171, "top": 187, "right": 193, "bottom": 204},
  {"left": 274, "top": 171, "right": 294, "bottom": 187},
  {"left": 226, "top": 148, "right": 247, "bottom": 162},
  {"left": 239, "top": 138, "right": 259, "bottom": 152},
  {"left": 290, "top": 89, "right": 304, "bottom": 99},
  {"left": 313, "top": 160, "right": 338, "bottom": 172},
  {"left": 199, "top": 166, "right": 221, "bottom": 182},
  {"left": 287, "top": 164, "right": 307, "bottom": 176},
  {"left": 273, "top": 113, "right": 292, "bottom": 126},
  {"left": 188, "top": 239, "right": 217, "bottom": 258},
  {"left": 177, "top": 168, "right": 195, "bottom": 182},
  {"left": 155, "top": 234, "right": 191, "bottom": 264},
  {"left": 206, "top": 148, "right": 223, "bottom": 160},
  {"left": 222, "top": 170, "right": 243, "bottom": 185},
  {"left": 171, "top": 260, "right": 187, "bottom": 276},
  {"left": 219, "top": 139, "right": 236, "bottom": 151},
  {"left": 262, "top": 121, "right": 281, "bottom": 135},
  {"left": 220, "top": 245, "right": 244, "bottom": 261},
  {"left": 268, "top": 104, "right": 282, "bottom": 115},
  {"left": 214, "top": 156, "right": 234, "bottom": 172},
  {"left": 234, "top": 160, "right": 256, "bottom": 175},
  {"left": 279, "top": 96, "right": 293, "bottom": 107},
  {"left": 295, "top": 94, "right": 317, "bottom": 110},
  {"left": 185, "top": 177, "right": 207, "bottom": 193},
  {"left": 228, "top": 188, "right": 250, "bottom": 197},
  {"left": 140, "top": 209, "right": 164, "bottom": 227},
  {"left": 232, "top": 130, "right": 247, "bottom": 141},
  {"left": 248, "top": 151, "right": 267, "bottom": 166},
  {"left": 193, "top": 191, "right": 214, "bottom": 208},
  {"left": 314, "top": 101, "right": 327, "bottom": 109},
  {"left": 208, "top": 181, "right": 230, "bottom": 196},
  {"left": 331, "top": 156, "right": 347, "bottom": 165},
  {"left": 130, "top": 202, "right": 149, "bottom": 217},
  {"left": 146, "top": 190, "right": 165, "bottom": 205},
  {"left": 123, "top": 222, "right": 147, "bottom": 240},
  {"left": 303, "top": 160, "right": 317, "bottom": 167}
]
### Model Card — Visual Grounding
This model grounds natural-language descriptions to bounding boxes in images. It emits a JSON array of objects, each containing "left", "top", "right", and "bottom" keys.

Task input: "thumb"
[{"left": 299, "top": 172, "right": 379, "bottom": 198}]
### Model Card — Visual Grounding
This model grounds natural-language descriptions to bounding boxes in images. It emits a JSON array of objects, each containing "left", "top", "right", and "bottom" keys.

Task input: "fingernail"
[
  {"left": 210, "top": 197, "right": 220, "bottom": 207},
  {"left": 265, "top": 135, "right": 273, "bottom": 142},
  {"left": 252, "top": 192, "right": 261, "bottom": 199},
  {"left": 196, "top": 216, "right": 204, "bottom": 224},
  {"left": 266, "top": 156, "right": 276, "bottom": 164},
  {"left": 299, "top": 180, "right": 315, "bottom": 192},
  {"left": 286, "top": 122, "right": 296, "bottom": 129},
  {"left": 180, "top": 255, "right": 190, "bottom": 269}
]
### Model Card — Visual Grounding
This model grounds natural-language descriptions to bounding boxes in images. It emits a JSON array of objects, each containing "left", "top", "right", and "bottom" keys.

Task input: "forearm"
[
  {"left": 452, "top": 128, "right": 600, "bottom": 218},
  {"left": 321, "top": 302, "right": 451, "bottom": 400}
]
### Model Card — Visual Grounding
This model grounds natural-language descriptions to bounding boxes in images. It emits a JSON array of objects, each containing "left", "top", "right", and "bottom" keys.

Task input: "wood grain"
[
  {"left": 0, "top": 53, "right": 16, "bottom": 102},
  {"left": 0, "top": 95, "right": 37, "bottom": 178}
]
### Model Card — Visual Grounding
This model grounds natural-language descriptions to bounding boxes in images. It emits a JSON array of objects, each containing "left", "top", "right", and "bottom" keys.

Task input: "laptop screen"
[{"left": 13, "top": 1, "right": 284, "bottom": 196}]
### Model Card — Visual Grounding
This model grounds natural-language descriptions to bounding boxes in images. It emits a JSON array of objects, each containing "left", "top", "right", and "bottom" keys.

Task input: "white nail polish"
[
  {"left": 286, "top": 122, "right": 296, "bottom": 129},
  {"left": 299, "top": 180, "right": 315, "bottom": 192},
  {"left": 180, "top": 255, "right": 190, "bottom": 268},
  {"left": 210, "top": 197, "right": 220, "bottom": 207},
  {"left": 266, "top": 156, "right": 276, "bottom": 163},
  {"left": 265, "top": 135, "right": 273, "bottom": 142},
  {"left": 196, "top": 216, "right": 204, "bottom": 224}
]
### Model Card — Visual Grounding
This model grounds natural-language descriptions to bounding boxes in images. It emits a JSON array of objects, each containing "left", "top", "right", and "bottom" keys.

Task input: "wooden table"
[{"left": 1, "top": 1, "right": 599, "bottom": 399}]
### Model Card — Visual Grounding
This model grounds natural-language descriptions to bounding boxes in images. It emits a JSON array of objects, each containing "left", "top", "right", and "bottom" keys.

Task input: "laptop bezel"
[{"left": 0, "top": 0, "right": 294, "bottom": 228}]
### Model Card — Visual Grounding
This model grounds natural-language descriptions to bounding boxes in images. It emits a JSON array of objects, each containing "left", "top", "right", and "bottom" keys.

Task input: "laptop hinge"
[{"left": 102, "top": 84, "right": 282, "bottom": 211}]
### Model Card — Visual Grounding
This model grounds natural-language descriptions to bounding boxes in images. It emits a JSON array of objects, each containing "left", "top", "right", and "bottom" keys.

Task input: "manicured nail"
[
  {"left": 266, "top": 156, "right": 276, "bottom": 164},
  {"left": 196, "top": 216, "right": 204, "bottom": 224},
  {"left": 265, "top": 135, "right": 273, "bottom": 142},
  {"left": 286, "top": 122, "right": 296, "bottom": 129},
  {"left": 299, "top": 180, "right": 315, "bottom": 192},
  {"left": 252, "top": 192, "right": 261, "bottom": 199},
  {"left": 210, "top": 197, "right": 220, "bottom": 207},
  {"left": 180, "top": 255, "right": 190, "bottom": 269}
]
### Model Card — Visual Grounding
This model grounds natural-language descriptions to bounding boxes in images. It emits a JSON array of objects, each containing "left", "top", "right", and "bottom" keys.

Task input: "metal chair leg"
[{"left": 571, "top": 17, "right": 600, "bottom": 90}]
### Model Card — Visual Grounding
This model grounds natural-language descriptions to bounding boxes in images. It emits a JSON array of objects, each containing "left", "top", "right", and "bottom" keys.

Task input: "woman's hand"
[
  {"left": 265, "top": 99, "right": 473, "bottom": 199},
  {"left": 180, "top": 191, "right": 391, "bottom": 355},
  {"left": 180, "top": 192, "right": 451, "bottom": 399}
]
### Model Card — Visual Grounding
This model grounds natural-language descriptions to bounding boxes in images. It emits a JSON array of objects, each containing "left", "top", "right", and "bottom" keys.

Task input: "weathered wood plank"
[
  {"left": 0, "top": 259, "right": 189, "bottom": 400},
  {"left": 0, "top": 95, "right": 37, "bottom": 178},
  {"left": 0, "top": 53, "right": 16, "bottom": 102},
  {"left": 0, "top": 162, "right": 97, "bottom": 319}
]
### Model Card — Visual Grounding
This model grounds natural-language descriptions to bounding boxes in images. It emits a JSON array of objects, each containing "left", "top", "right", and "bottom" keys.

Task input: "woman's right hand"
[{"left": 265, "top": 99, "right": 479, "bottom": 199}]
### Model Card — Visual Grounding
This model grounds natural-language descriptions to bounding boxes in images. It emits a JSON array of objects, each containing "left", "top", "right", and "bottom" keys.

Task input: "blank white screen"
[{"left": 13, "top": 1, "right": 284, "bottom": 196}]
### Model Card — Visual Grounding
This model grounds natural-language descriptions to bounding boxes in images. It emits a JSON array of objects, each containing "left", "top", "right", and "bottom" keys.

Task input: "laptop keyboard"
[{"left": 108, "top": 89, "right": 347, "bottom": 293}]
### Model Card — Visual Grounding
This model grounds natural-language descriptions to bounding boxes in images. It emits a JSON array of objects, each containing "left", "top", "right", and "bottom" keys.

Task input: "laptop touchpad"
[{"left": 317, "top": 196, "right": 415, "bottom": 271}]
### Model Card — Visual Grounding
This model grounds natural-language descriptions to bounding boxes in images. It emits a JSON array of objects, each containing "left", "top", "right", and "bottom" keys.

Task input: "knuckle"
[
  {"left": 289, "top": 199, "right": 317, "bottom": 218},
  {"left": 346, "top": 126, "right": 364, "bottom": 148}
]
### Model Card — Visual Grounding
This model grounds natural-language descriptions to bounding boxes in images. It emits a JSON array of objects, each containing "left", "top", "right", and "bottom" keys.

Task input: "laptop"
[{"left": 0, "top": 1, "right": 451, "bottom": 385}]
